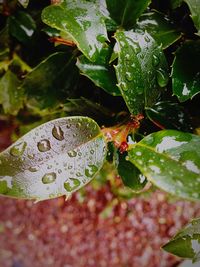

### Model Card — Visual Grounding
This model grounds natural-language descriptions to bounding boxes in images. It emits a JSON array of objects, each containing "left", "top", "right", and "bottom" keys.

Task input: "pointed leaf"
[
  {"left": 184, "top": 0, "right": 200, "bottom": 36},
  {"left": 41, "top": 1, "right": 108, "bottom": 61},
  {"left": 106, "top": 0, "right": 150, "bottom": 29},
  {"left": 172, "top": 40, "right": 200, "bottom": 102},
  {"left": 0, "top": 116, "right": 107, "bottom": 201},
  {"left": 76, "top": 46, "right": 120, "bottom": 96},
  {"left": 114, "top": 30, "right": 169, "bottom": 114},
  {"left": 18, "top": 0, "right": 29, "bottom": 8},
  {"left": 128, "top": 130, "right": 200, "bottom": 201},
  {"left": 163, "top": 218, "right": 200, "bottom": 262}
]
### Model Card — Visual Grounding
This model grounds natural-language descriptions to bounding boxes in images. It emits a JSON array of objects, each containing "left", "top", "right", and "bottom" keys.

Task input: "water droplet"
[
  {"left": 90, "top": 149, "right": 94, "bottom": 155},
  {"left": 67, "top": 150, "right": 77, "bottom": 157},
  {"left": 52, "top": 125, "right": 64, "bottom": 141},
  {"left": 85, "top": 165, "right": 98, "bottom": 178},
  {"left": 42, "top": 172, "right": 56, "bottom": 184},
  {"left": 64, "top": 178, "right": 80, "bottom": 192},
  {"left": 156, "top": 68, "right": 169, "bottom": 87},
  {"left": 66, "top": 124, "right": 71, "bottom": 129},
  {"left": 58, "top": 169, "right": 62, "bottom": 174},
  {"left": 37, "top": 139, "right": 51, "bottom": 152},
  {"left": 10, "top": 142, "right": 27, "bottom": 157},
  {"left": 144, "top": 35, "right": 150, "bottom": 42},
  {"left": 152, "top": 55, "right": 160, "bottom": 67},
  {"left": 78, "top": 152, "right": 82, "bottom": 156},
  {"left": 119, "top": 82, "right": 128, "bottom": 91},
  {"left": 125, "top": 72, "right": 133, "bottom": 81},
  {"left": 76, "top": 122, "right": 82, "bottom": 128},
  {"left": 28, "top": 166, "right": 38, "bottom": 172},
  {"left": 76, "top": 172, "right": 82, "bottom": 177}
]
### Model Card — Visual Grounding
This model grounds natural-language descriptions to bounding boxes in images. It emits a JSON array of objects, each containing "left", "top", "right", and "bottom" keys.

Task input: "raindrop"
[
  {"left": 120, "top": 82, "right": 128, "bottom": 91},
  {"left": 10, "top": 142, "right": 27, "bottom": 157},
  {"left": 42, "top": 172, "right": 56, "bottom": 184},
  {"left": 64, "top": 178, "right": 81, "bottom": 192},
  {"left": 37, "top": 139, "right": 51, "bottom": 152},
  {"left": 125, "top": 72, "right": 133, "bottom": 81},
  {"left": 144, "top": 35, "right": 150, "bottom": 42},
  {"left": 28, "top": 166, "right": 38, "bottom": 172},
  {"left": 67, "top": 150, "right": 77, "bottom": 157},
  {"left": 76, "top": 122, "right": 82, "bottom": 128},
  {"left": 66, "top": 124, "right": 71, "bottom": 129},
  {"left": 52, "top": 125, "right": 64, "bottom": 141},
  {"left": 156, "top": 68, "right": 169, "bottom": 87},
  {"left": 85, "top": 165, "right": 98, "bottom": 178},
  {"left": 90, "top": 149, "right": 94, "bottom": 155}
]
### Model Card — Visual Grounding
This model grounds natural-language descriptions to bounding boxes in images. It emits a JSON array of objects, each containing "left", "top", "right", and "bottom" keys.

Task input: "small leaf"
[
  {"left": 136, "top": 12, "right": 182, "bottom": 49},
  {"left": 106, "top": 0, "right": 151, "bottom": 29},
  {"left": 8, "top": 11, "right": 36, "bottom": 44},
  {"left": 162, "top": 218, "right": 200, "bottom": 262},
  {"left": 114, "top": 30, "right": 169, "bottom": 114},
  {"left": 18, "top": 0, "right": 29, "bottom": 8},
  {"left": 0, "top": 116, "right": 107, "bottom": 200},
  {"left": 42, "top": 1, "right": 108, "bottom": 61},
  {"left": 0, "top": 70, "right": 23, "bottom": 115},
  {"left": 128, "top": 130, "right": 200, "bottom": 201},
  {"left": 146, "top": 101, "right": 192, "bottom": 132},
  {"left": 184, "top": 0, "right": 200, "bottom": 36},
  {"left": 20, "top": 52, "right": 79, "bottom": 111},
  {"left": 172, "top": 40, "right": 200, "bottom": 102},
  {"left": 76, "top": 46, "right": 121, "bottom": 96}
]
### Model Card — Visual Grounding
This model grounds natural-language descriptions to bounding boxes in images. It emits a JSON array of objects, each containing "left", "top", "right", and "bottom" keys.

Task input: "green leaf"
[
  {"left": 76, "top": 46, "right": 121, "bottom": 96},
  {"left": 8, "top": 11, "right": 36, "bottom": 44},
  {"left": 0, "top": 116, "right": 107, "bottom": 201},
  {"left": 128, "top": 130, "right": 200, "bottom": 201},
  {"left": 106, "top": 0, "right": 151, "bottom": 29},
  {"left": 172, "top": 40, "right": 200, "bottom": 102},
  {"left": 116, "top": 152, "right": 147, "bottom": 192},
  {"left": 136, "top": 12, "right": 182, "bottom": 49},
  {"left": 163, "top": 218, "right": 200, "bottom": 262},
  {"left": 184, "top": 0, "right": 200, "bottom": 36},
  {"left": 146, "top": 101, "right": 192, "bottom": 132},
  {"left": 0, "top": 70, "right": 23, "bottom": 115},
  {"left": 20, "top": 52, "right": 79, "bottom": 111},
  {"left": 42, "top": 0, "right": 108, "bottom": 61},
  {"left": 170, "top": 0, "right": 183, "bottom": 9},
  {"left": 18, "top": 0, "right": 29, "bottom": 8},
  {"left": 114, "top": 30, "right": 169, "bottom": 114}
]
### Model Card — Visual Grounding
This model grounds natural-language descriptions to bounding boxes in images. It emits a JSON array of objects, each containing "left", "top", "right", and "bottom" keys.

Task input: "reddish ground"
[{"left": 0, "top": 120, "right": 200, "bottom": 267}]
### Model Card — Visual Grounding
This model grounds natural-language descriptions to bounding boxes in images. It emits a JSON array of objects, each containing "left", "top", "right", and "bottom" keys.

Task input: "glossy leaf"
[
  {"left": 21, "top": 52, "right": 79, "bottom": 111},
  {"left": 76, "top": 46, "right": 120, "bottom": 96},
  {"left": 0, "top": 70, "right": 23, "bottom": 115},
  {"left": 172, "top": 40, "right": 200, "bottom": 102},
  {"left": 18, "top": 0, "right": 29, "bottom": 8},
  {"left": 116, "top": 152, "right": 147, "bottom": 192},
  {"left": 8, "top": 11, "right": 36, "bottom": 44},
  {"left": 163, "top": 218, "right": 200, "bottom": 262},
  {"left": 114, "top": 30, "right": 169, "bottom": 114},
  {"left": 106, "top": 0, "right": 150, "bottom": 29},
  {"left": 146, "top": 101, "right": 192, "bottom": 132},
  {"left": 128, "top": 130, "right": 200, "bottom": 201},
  {"left": 0, "top": 116, "right": 107, "bottom": 200},
  {"left": 184, "top": 0, "right": 200, "bottom": 36},
  {"left": 42, "top": 0, "right": 108, "bottom": 61},
  {"left": 136, "top": 12, "right": 182, "bottom": 49}
]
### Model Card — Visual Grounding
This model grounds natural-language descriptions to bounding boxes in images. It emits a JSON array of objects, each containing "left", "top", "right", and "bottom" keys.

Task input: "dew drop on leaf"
[
  {"left": 10, "top": 142, "right": 27, "bottom": 157},
  {"left": 37, "top": 139, "right": 51, "bottom": 152},
  {"left": 52, "top": 125, "right": 64, "bottom": 141},
  {"left": 64, "top": 178, "right": 80, "bottom": 192},
  {"left": 28, "top": 166, "right": 39, "bottom": 172},
  {"left": 42, "top": 172, "right": 56, "bottom": 184},
  {"left": 156, "top": 68, "right": 169, "bottom": 87},
  {"left": 85, "top": 164, "right": 98, "bottom": 177},
  {"left": 152, "top": 54, "right": 160, "bottom": 67},
  {"left": 125, "top": 71, "right": 133, "bottom": 81},
  {"left": 67, "top": 150, "right": 77, "bottom": 157}
]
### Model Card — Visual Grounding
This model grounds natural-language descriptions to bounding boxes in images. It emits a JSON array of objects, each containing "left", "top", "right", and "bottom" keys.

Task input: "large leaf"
[
  {"left": 128, "top": 130, "right": 200, "bottom": 201},
  {"left": 21, "top": 52, "right": 79, "bottom": 111},
  {"left": 0, "top": 116, "right": 107, "bottom": 200},
  {"left": 172, "top": 40, "right": 200, "bottom": 102},
  {"left": 106, "top": 0, "right": 150, "bottom": 29},
  {"left": 0, "top": 70, "right": 23, "bottom": 115},
  {"left": 114, "top": 30, "right": 169, "bottom": 114},
  {"left": 184, "top": 0, "right": 200, "bottom": 36},
  {"left": 136, "top": 12, "right": 182, "bottom": 49},
  {"left": 42, "top": 0, "right": 108, "bottom": 61},
  {"left": 76, "top": 46, "right": 120, "bottom": 96},
  {"left": 163, "top": 218, "right": 200, "bottom": 262}
]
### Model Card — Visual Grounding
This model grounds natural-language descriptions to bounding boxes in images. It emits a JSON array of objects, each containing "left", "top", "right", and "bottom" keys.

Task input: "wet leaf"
[
  {"left": 106, "top": 0, "right": 150, "bottom": 29},
  {"left": 114, "top": 30, "right": 169, "bottom": 114},
  {"left": 0, "top": 116, "right": 107, "bottom": 200},
  {"left": 136, "top": 12, "right": 182, "bottom": 49},
  {"left": 163, "top": 218, "right": 200, "bottom": 262},
  {"left": 146, "top": 101, "right": 192, "bottom": 132},
  {"left": 172, "top": 40, "right": 200, "bottom": 102},
  {"left": 76, "top": 46, "right": 120, "bottom": 96},
  {"left": 184, "top": 0, "right": 200, "bottom": 36},
  {"left": 128, "top": 130, "right": 200, "bottom": 201},
  {"left": 18, "top": 0, "right": 29, "bottom": 8},
  {"left": 42, "top": 0, "right": 108, "bottom": 61},
  {"left": 21, "top": 52, "right": 79, "bottom": 111},
  {"left": 0, "top": 70, "right": 24, "bottom": 115}
]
